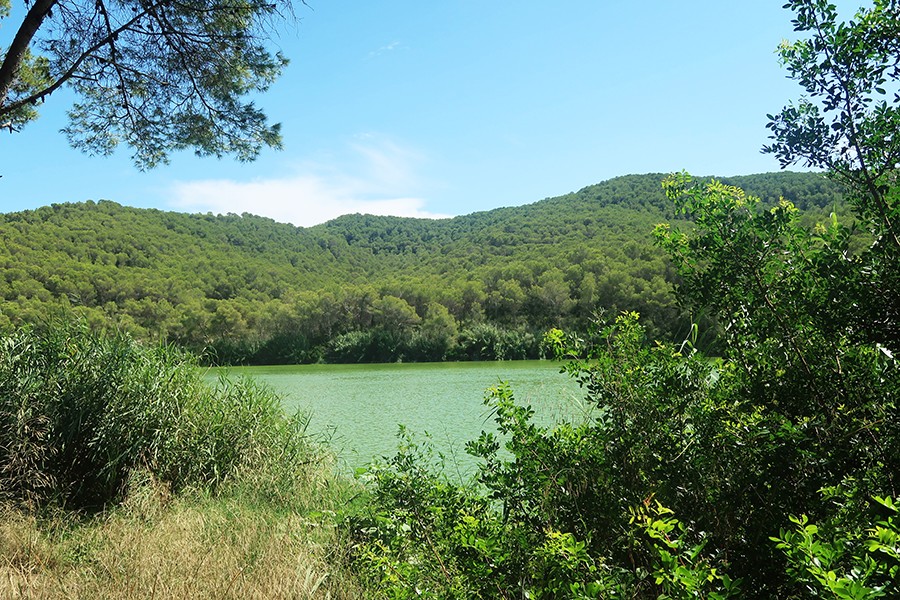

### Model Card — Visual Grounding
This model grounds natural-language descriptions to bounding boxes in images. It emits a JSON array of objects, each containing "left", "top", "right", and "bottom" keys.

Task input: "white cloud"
[
  {"left": 167, "top": 137, "right": 451, "bottom": 227},
  {"left": 367, "top": 41, "right": 401, "bottom": 58}
]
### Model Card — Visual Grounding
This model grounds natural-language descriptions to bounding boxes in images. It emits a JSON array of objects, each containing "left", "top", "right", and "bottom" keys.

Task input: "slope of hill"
[{"left": 0, "top": 172, "right": 845, "bottom": 363}]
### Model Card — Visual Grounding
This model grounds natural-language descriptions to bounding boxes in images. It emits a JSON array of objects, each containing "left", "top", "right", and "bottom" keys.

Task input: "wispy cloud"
[
  {"left": 367, "top": 40, "right": 401, "bottom": 59},
  {"left": 166, "top": 136, "right": 450, "bottom": 227}
]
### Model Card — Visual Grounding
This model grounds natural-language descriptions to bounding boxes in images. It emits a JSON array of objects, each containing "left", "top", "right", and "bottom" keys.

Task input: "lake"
[{"left": 214, "top": 360, "right": 590, "bottom": 473}]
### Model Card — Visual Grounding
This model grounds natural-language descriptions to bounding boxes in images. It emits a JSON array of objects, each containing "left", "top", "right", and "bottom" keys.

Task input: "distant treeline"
[{"left": 0, "top": 172, "right": 846, "bottom": 364}]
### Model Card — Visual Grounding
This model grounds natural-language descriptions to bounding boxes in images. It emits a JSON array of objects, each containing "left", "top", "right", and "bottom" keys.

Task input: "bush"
[
  {"left": 325, "top": 328, "right": 408, "bottom": 363},
  {"left": 347, "top": 417, "right": 740, "bottom": 599},
  {"left": 0, "top": 318, "right": 313, "bottom": 510},
  {"left": 452, "top": 323, "right": 538, "bottom": 361},
  {"left": 773, "top": 494, "right": 900, "bottom": 599}
]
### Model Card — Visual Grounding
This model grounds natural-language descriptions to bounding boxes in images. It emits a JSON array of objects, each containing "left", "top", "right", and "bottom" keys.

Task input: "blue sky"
[{"left": 0, "top": 2, "right": 848, "bottom": 226}]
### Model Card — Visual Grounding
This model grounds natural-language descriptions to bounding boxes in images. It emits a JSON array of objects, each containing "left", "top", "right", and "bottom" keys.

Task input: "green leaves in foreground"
[{"left": 773, "top": 496, "right": 900, "bottom": 599}]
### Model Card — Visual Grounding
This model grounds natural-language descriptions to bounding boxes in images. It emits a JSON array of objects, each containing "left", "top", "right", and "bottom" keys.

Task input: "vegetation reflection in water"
[{"left": 214, "top": 360, "right": 586, "bottom": 473}]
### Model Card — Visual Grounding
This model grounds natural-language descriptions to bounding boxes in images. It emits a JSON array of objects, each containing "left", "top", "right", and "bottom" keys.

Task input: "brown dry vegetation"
[{"left": 0, "top": 471, "right": 365, "bottom": 599}]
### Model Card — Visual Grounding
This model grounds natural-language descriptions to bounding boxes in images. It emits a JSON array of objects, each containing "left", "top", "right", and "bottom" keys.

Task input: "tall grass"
[
  {"left": 0, "top": 469, "right": 365, "bottom": 599},
  {"left": 0, "top": 319, "right": 314, "bottom": 510},
  {"left": 0, "top": 318, "right": 369, "bottom": 596}
]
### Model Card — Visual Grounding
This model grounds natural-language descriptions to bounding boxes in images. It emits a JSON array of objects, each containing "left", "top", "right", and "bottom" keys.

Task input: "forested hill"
[{"left": 0, "top": 172, "right": 845, "bottom": 364}]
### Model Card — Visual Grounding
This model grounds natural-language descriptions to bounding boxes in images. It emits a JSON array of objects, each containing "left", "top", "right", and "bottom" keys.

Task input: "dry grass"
[
  {"left": 0, "top": 322, "right": 371, "bottom": 598},
  {"left": 0, "top": 477, "right": 365, "bottom": 599}
]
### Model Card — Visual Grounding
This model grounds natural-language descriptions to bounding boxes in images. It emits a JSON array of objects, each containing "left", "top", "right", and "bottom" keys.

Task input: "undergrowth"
[
  {"left": 0, "top": 319, "right": 313, "bottom": 510},
  {"left": 0, "top": 318, "right": 367, "bottom": 598}
]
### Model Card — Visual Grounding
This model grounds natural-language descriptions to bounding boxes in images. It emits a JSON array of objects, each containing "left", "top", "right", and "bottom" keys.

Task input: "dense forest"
[{"left": 0, "top": 171, "right": 845, "bottom": 364}]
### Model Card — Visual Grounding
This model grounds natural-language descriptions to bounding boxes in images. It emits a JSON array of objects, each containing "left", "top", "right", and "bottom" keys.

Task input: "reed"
[
  {"left": 0, "top": 318, "right": 369, "bottom": 597},
  {"left": 0, "top": 319, "right": 313, "bottom": 510}
]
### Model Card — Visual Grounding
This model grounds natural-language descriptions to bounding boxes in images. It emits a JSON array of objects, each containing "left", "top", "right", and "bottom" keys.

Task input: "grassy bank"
[
  {"left": 0, "top": 471, "right": 364, "bottom": 599},
  {"left": 0, "top": 320, "right": 368, "bottom": 598}
]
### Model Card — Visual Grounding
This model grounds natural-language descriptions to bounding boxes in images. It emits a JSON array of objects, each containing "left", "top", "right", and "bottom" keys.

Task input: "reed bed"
[{"left": 0, "top": 319, "right": 368, "bottom": 598}]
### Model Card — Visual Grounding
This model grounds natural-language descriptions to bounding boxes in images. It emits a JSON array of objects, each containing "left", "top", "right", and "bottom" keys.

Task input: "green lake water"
[{"left": 214, "top": 360, "right": 589, "bottom": 472}]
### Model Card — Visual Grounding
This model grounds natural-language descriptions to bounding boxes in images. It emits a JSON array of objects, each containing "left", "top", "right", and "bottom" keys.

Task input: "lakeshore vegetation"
[{"left": 1, "top": 0, "right": 899, "bottom": 598}]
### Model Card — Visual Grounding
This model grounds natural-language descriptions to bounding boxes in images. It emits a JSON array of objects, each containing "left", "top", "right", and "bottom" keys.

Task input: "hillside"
[{"left": 0, "top": 172, "right": 845, "bottom": 363}]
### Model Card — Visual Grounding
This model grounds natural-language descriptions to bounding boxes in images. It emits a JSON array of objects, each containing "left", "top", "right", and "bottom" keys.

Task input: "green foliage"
[
  {"left": 656, "top": 174, "right": 865, "bottom": 403},
  {"left": 348, "top": 430, "right": 504, "bottom": 599},
  {"left": 0, "top": 317, "right": 313, "bottom": 510},
  {"left": 0, "top": 48, "right": 51, "bottom": 131},
  {"left": 630, "top": 501, "right": 740, "bottom": 600},
  {"left": 452, "top": 323, "right": 538, "bottom": 361},
  {"left": 409, "top": 303, "right": 459, "bottom": 361},
  {"left": 773, "top": 495, "right": 900, "bottom": 599},
  {"left": 652, "top": 172, "right": 900, "bottom": 593},
  {"left": 765, "top": 0, "right": 900, "bottom": 193},
  {"left": 325, "top": 328, "right": 412, "bottom": 363},
  {"left": 0, "top": 0, "right": 289, "bottom": 167},
  {"left": 0, "top": 173, "right": 847, "bottom": 365},
  {"left": 764, "top": 0, "right": 900, "bottom": 351}
]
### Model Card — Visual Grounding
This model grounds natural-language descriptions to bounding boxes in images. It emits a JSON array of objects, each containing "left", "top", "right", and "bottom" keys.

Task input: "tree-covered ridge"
[{"left": 0, "top": 171, "right": 845, "bottom": 363}]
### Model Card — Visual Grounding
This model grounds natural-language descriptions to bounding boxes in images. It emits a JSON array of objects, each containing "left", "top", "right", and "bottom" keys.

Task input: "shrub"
[
  {"left": 453, "top": 323, "right": 538, "bottom": 361},
  {"left": 0, "top": 318, "right": 312, "bottom": 510},
  {"left": 773, "top": 494, "right": 900, "bottom": 599},
  {"left": 347, "top": 420, "right": 739, "bottom": 599}
]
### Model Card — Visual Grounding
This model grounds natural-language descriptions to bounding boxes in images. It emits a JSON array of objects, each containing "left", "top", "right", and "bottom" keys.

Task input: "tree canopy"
[
  {"left": 0, "top": 172, "right": 848, "bottom": 364},
  {"left": 0, "top": 0, "right": 296, "bottom": 167}
]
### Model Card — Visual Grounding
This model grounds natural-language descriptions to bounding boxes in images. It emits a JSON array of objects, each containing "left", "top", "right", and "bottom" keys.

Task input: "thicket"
[
  {"left": 0, "top": 319, "right": 318, "bottom": 510},
  {"left": 345, "top": 1, "right": 900, "bottom": 597}
]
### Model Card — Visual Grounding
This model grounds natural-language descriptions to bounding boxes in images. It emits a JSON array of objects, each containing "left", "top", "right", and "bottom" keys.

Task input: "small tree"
[
  {"left": 0, "top": 0, "right": 300, "bottom": 167},
  {"left": 763, "top": 0, "right": 900, "bottom": 350}
]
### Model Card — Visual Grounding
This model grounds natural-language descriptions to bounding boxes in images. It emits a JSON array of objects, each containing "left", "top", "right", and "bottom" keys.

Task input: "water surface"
[{"left": 217, "top": 360, "right": 588, "bottom": 471}]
